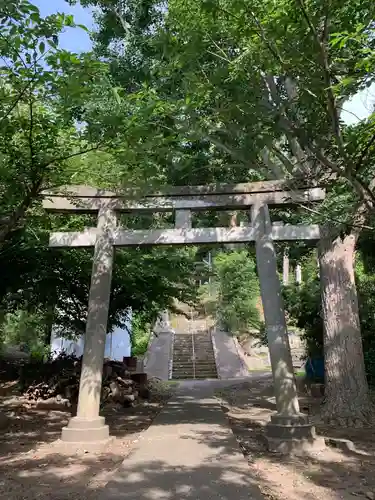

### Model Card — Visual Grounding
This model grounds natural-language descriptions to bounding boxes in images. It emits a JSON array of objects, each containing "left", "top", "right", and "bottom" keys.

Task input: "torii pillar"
[
  {"left": 252, "top": 203, "right": 325, "bottom": 453},
  {"left": 61, "top": 208, "right": 116, "bottom": 443}
]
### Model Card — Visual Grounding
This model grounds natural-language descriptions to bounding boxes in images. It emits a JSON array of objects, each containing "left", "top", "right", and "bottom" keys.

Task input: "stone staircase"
[{"left": 171, "top": 332, "right": 218, "bottom": 380}]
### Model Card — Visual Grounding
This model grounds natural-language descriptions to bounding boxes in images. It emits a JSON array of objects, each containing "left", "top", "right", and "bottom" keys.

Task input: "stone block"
[
  {"left": 266, "top": 436, "right": 326, "bottom": 454},
  {"left": 61, "top": 416, "right": 109, "bottom": 443},
  {"left": 266, "top": 423, "right": 316, "bottom": 440},
  {"left": 265, "top": 413, "right": 325, "bottom": 454},
  {"left": 270, "top": 413, "right": 310, "bottom": 426},
  {"left": 325, "top": 437, "right": 355, "bottom": 452}
]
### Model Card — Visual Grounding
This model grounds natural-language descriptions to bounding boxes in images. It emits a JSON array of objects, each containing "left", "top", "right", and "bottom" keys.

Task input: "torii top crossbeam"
[
  {"left": 42, "top": 181, "right": 325, "bottom": 248},
  {"left": 43, "top": 180, "right": 324, "bottom": 213}
]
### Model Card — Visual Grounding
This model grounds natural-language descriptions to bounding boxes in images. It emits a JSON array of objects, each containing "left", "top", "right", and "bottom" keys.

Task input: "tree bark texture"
[{"left": 319, "top": 227, "right": 371, "bottom": 426}]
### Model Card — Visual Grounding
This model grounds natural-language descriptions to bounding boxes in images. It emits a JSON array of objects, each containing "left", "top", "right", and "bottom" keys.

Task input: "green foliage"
[
  {"left": 355, "top": 257, "right": 375, "bottom": 385},
  {"left": 364, "top": 347, "right": 375, "bottom": 387},
  {"left": 0, "top": 309, "right": 47, "bottom": 354},
  {"left": 73, "top": 0, "right": 375, "bottom": 235},
  {"left": 281, "top": 251, "right": 323, "bottom": 357},
  {"left": 214, "top": 250, "right": 260, "bottom": 335},
  {"left": 130, "top": 311, "right": 152, "bottom": 357},
  {"left": 0, "top": 1, "right": 199, "bottom": 342},
  {"left": 283, "top": 245, "right": 375, "bottom": 384},
  {"left": 0, "top": 1, "right": 118, "bottom": 246},
  {"left": 283, "top": 280, "right": 323, "bottom": 358}
]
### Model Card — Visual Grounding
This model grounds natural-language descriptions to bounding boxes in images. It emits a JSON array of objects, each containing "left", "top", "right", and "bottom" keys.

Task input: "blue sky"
[
  {"left": 33, "top": 0, "right": 94, "bottom": 53},
  {"left": 33, "top": 0, "right": 373, "bottom": 125},
  {"left": 341, "top": 87, "right": 375, "bottom": 125}
]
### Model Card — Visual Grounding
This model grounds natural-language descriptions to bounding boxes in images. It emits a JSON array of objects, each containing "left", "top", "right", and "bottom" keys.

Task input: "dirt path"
[
  {"left": 217, "top": 379, "right": 375, "bottom": 500},
  {"left": 0, "top": 381, "right": 171, "bottom": 500}
]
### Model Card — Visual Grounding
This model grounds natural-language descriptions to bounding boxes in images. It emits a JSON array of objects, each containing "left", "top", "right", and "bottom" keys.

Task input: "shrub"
[
  {"left": 282, "top": 252, "right": 375, "bottom": 385},
  {"left": 130, "top": 311, "right": 153, "bottom": 357},
  {"left": 283, "top": 280, "right": 323, "bottom": 358},
  {"left": 214, "top": 250, "right": 260, "bottom": 335}
]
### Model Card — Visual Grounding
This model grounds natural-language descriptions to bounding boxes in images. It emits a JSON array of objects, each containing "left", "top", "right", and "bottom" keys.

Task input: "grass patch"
[{"left": 248, "top": 367, "right": 271, "bottom": 372}]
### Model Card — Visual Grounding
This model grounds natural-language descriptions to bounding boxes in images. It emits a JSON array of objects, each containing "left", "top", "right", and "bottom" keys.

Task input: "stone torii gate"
[{"left": 43, "top": 180, "right": 325, "bottom": 452}]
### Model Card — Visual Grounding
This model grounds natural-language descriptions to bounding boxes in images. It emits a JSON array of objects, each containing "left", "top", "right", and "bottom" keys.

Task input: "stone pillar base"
[
  {"left": 265, "top": 413, "right": 326, "bottom": 454},
  {"left": 61, "top": 416, "right": 109, "bottom": 443}
]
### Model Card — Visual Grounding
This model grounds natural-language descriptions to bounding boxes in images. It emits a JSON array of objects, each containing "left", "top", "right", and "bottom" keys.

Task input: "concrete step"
[
  {"left": 194, "top": 358, "right": 216, "bottom": 362},
  {"left": 195, "top": 362, "right": 216, "bottom": 366},
  {"left": 172, "top": 330, "right": 218, "bottom": 380}
]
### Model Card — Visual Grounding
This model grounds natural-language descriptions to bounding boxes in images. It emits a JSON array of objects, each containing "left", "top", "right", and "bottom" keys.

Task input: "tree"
[
  {"left": 0, "top": 0, "right": 125, "bottom": 245},
  {"left": 73, "top": 0, "right": 375, "bottom": 423},
  {"left": 0, "top": 1, "right": 199, "bottom": 353}
]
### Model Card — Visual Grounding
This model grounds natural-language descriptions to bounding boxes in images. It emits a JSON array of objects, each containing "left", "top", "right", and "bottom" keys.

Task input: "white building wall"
[{"left": 50, "top": 310, "right": 132, "bottom": 360}]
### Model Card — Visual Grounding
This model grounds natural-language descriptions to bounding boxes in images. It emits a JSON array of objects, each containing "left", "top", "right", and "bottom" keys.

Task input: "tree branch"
[
  {"left": 0, "top": 32, "right": 28, "bottom": 69},
  {"left": 297, "top": 202, "right": 374, "bottom": 230},
  {"left": 271, "top": 145, "right": 296, "bottom": 174},
  {"left": 40, "top": 144, "right": 104, "bottom": 171},
  {"left": 246, "top": 10, "right": 284, "bottom": 65},
  {"left": 28, "top": 94, "right": 35, "bottom": 170},
  {"left": 259, "top": 148, "right": 286, "bottom": 179},
  {"left": 295, "top": 0, "right": 346, "bottom": 161},
  {"left": 0, "top": 176, "right": 44, "bottom": 245},
  {"left": 0, "top": 79, "right": 35, "bottom": 126},
  {"left": 206, "top": 50, "right": 232, "bottom": 64},
  {"left": 293, "top": 127, "right": 375, "bottom": 208}
]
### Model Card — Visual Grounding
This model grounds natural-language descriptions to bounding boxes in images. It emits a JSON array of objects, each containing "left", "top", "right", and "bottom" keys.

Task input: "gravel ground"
[
  {"left": 0, "top": 379, "right": 175, "bottom": 500},
  {"left": 216, "top": 378, "right": 375, "bottom": 500},
  {"left": 2, "top": 376, "right": 375, "bottom": 500}
]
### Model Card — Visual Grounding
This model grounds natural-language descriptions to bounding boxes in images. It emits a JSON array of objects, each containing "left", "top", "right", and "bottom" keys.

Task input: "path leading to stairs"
[{"left": 100, "top": 379, "right": 267, "bottom": 499}]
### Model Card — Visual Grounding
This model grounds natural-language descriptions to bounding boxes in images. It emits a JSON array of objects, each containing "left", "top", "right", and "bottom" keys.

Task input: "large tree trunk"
[{"left": 319, "top": 227, "right": 371, "bottom": 426}]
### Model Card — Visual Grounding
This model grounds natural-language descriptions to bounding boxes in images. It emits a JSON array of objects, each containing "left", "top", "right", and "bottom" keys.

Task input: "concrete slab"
[
  {"left": 144, "top": 332, "right": 173, "bottom": 380},
  {"left": 100, "top": 382, "right": 265, "bottom": 500},
  {"left": 211, "top": 329, "right": 249, "bottom": 379}
]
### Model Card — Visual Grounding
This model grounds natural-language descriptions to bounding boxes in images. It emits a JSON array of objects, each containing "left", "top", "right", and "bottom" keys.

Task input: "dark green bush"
[
  {"left": 283, "top": 280, "right": 323, "bottom": 358},
  {"left": 214, "top": 250, "right": 260, "bottom": 335},
  {"left": 130, "top": 311, "right": 153, "bottom": 357},
  {"left": 282, "top": 254, "right": 375, "bottom": 385}
]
